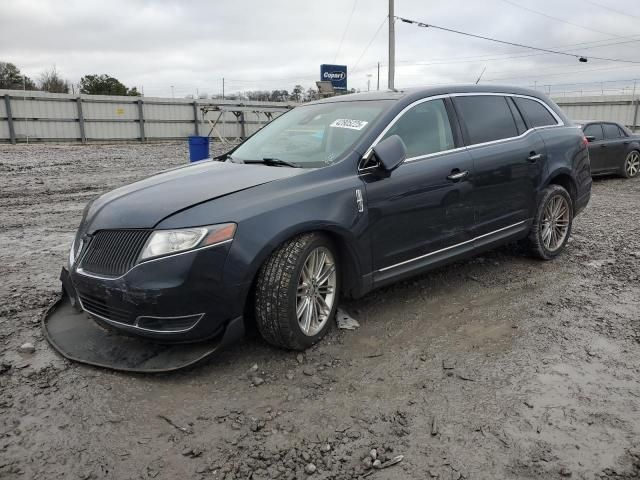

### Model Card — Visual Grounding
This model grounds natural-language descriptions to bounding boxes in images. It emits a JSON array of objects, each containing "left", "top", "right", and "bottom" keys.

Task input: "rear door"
[
  {"left": 583, "top": 123, "right": 607, "bottom": 172},
  {"left": 602, "top": 123, "right": 628, "bottom": 171},
  {"left": 453, "top": 94, "right": 547, "bottom": 237},
  {"left": 362, "top": 97, "right": 475, "bottom": 275}
]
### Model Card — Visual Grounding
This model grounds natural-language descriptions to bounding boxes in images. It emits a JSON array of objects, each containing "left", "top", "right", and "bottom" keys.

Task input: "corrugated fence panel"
[
  {"left": 83, "top": 101, "right": 138, "bottom": 120},
  {"left": 14, "top": 119, "right": 79, "bottom": 140},
  {"left": 145, "top": 122, "right": 198, "bottom": 139},
  {"left": 12, "top": 98, "right": 77, "bottom": 119},
  {"left": 554, "top": 95, "right": 639, "bottom": 131},
  {"left": 84, "top": 121, "right": 140, "bottom": 139},
  {"left": 144, "top": 102, "right": 193, "bottom": 121},
  {"left": 0, "top": 90, "right": 293, "bottom": 143}
]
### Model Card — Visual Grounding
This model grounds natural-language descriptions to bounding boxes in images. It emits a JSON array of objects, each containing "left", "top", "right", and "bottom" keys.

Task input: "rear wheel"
[
  {"left": 622, "top": 150, "right": 640, "bottom": 178},
  {"left": 255, "top": 233, "right": 339, "bottom": 350},
  {"left": 528, "top": 185, "right": 573, "bottom": 260}
]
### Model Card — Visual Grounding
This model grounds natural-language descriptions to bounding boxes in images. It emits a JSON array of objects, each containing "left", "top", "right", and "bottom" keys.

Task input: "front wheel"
[
  {"left": 255, "top": 233, "right": 339, "bottom": 350},
  {"left": 622, "top": 150, "right": 640, "bottom": 178},
  {"left": 527, "top": 185, "right": 573, "bottom": 260}
]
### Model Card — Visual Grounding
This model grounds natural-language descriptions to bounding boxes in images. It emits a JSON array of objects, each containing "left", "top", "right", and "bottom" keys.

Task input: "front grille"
[
  {"left": 79, "top": 292, "right": 135, "bottom": 325},
  {"left": 79, "top": 229, "right": 151, "bottom": 277}
]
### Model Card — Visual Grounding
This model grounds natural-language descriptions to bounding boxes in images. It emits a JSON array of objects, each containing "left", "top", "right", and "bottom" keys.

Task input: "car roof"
[{"left": 307, "top": 84, "right": 552, "bottom": 105}]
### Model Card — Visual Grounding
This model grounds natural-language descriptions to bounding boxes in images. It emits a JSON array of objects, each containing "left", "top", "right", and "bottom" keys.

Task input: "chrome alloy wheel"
[
  {"left": 296, "top": 247, "right": 337, "bottom": 336},
  {"left": 625, "top": 151, "right": 640, "bottom": 177},
  {"left": 541, "top": 195, "right": 570, "bottom": 251}
]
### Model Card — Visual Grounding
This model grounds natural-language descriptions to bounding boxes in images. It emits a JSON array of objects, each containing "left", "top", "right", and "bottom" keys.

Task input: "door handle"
[
  {"left": 600, "top": 144, "right": 607, "bottom": 147},
  {"left": 447, "top": 170, "right": 469, "bottom": 182},
  {"left": 527, "top": 153, "right": 542, "bottom": 162}
]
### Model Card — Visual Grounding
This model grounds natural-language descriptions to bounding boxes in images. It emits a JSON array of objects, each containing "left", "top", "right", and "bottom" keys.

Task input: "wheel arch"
[
  {"left": 240, "top": 224, "right": 366, "bottom": 322},
  {"left": 544, "top": 169, "right": 578, "bottom": 207}
]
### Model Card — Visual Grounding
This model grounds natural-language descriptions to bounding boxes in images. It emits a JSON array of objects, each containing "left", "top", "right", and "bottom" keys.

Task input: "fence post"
[
  {"left": 239, "top": 111, "right": 246, "bottom": 139},
  {"left": 4, "top": 95, "right": 16, "bottom": 144},
  {"left": 76, "top": 97, "right": 86, "bottom": 144},
  {"left": 633, "top": 98, "right": 639, "bottom": 133},
  {"left": 137, "top": 99, "right": 146, "bottom": 142},
  {"left": 193, "top": 101, "right": 199, "bottom": 136}
]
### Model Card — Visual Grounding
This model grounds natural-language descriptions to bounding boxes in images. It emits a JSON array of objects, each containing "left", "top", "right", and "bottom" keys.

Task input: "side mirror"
[
  {"left": 371, "top": 135, "right": 407, "bottom": 172},
  {"left": 585, "top": 135, "right": 596, "bottom": 143}
]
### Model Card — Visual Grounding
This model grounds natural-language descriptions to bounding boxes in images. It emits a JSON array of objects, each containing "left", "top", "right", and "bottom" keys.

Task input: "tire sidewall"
[
  {"left": 533, "top": 185, "right": 573, "bottom": 260},
  {"left": 622, "top": 150, "right": 639, "bottom": 178},
  {"left": 285, "top": 235, "right": 340, "bottom": 348}
]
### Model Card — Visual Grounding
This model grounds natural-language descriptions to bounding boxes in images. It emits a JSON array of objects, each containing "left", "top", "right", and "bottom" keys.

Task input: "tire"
[
  {"left": 621, "top": 150, "right": 640, "bottom": 178},
  {"left": 255, "top": 233, "right": 339, "bottom": 350},
  {"left": 527, "top": 184, "right": 573, "bottom": 260}
]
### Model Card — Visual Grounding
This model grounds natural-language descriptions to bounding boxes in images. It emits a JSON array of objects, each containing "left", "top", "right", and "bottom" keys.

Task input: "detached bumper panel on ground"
[{"left": 42, "top": 291, "right": 244, "bottom": 373}]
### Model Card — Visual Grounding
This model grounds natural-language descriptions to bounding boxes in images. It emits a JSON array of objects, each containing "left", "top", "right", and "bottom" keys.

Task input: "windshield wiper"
[{"left": 244, "top": 158, "right": 302, "bottom": 168}]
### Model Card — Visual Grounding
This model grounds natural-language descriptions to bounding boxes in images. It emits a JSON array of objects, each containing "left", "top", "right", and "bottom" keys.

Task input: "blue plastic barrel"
[{"left": 188, "top": 136, "right": 210, "bottom": 162}]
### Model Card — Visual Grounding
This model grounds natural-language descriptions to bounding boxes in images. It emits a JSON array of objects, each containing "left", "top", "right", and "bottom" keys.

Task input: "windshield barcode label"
[{"left": 330, "top": 119, "right": 368, "bottom": 131}]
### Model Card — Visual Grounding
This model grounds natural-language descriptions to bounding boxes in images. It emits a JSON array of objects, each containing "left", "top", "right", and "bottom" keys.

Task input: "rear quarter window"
[
  {"left": 603, "top": 123, "right": 623, "bottom": 139},
  {"left": 454, "top": 95, "right": 518, "bottom": 145},
  {"left": 513, "top": 97, "right": 558, "bottom": 128}
]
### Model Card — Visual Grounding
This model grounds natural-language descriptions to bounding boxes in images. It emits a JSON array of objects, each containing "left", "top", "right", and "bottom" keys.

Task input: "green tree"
[
  {"left": 39, "top": 66, "right": 70, "bottom": 93},
  {"left": 79, "top": 74, "right": 139, "bottom": 96},
  {"left": 0, "top": 62, "right": 37, "bottom": 90}
]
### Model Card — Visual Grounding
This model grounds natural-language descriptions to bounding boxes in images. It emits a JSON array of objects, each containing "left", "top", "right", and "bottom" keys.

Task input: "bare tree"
[{"left": 39, "top": 66, "right": 70, "bottom": 93}]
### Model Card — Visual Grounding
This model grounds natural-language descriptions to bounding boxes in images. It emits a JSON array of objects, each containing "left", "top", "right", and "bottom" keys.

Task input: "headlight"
[
  {"left": 68, "top": 236, "right": 84, "bottom": 268},
  {"left": 139, "top": 223, "right": 236, "bottom": 261},
  {"left": 68, "top": 237, "right": 76, "bottom": 267}
]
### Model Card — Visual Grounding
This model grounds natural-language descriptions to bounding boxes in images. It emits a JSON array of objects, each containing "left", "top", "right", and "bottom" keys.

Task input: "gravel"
[{"left": 0, "top": 141, "right": 639, "bottom": 479}]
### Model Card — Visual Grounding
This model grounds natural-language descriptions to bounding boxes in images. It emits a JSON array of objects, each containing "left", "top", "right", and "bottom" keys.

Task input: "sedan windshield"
[{"left": 230, "top": 100, "right": 391, "bottom": 168}]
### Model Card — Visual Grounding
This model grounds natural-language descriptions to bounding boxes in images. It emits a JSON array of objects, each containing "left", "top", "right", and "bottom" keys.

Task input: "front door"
[
  {"left": 584, "top": 123, "right": 608, "bottom": 172},
  {"left": 361, "top": 98, "right": 475, "bottom": 277}
]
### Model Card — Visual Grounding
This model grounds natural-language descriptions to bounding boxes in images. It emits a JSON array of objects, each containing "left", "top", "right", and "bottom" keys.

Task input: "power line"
[
  {"left": 581, "top": 0, "right": 640, "bottom": 20},
  {"left": 352, "top": 17, "right": 387, "bottom": 72},
  {"left": 394, "top": 37, "right": 640, "bottom": 68},
  {"left": 498, "top": 0, "right": 625, "bottom": 38},
  {"left": 395, "top": 34, "right": 640, "bottom": 65},
  {"left": 396, "top": 16, "right": 640, "bottom": 65},
  {"left": 334, "top": 0, "right": 358, "bottom": 63},
  {"left": 483, "top": 63, "right": 639, "bottom": 82}
]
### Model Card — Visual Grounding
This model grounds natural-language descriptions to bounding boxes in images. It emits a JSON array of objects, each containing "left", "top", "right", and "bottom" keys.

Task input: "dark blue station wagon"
[{"left": 62, "top": 85, "right": 592, "bottom": 350}]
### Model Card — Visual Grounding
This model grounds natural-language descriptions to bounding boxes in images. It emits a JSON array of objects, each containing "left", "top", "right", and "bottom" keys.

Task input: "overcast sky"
[{"left": 1, "top": 0, "right": 640, "bottom": 98}]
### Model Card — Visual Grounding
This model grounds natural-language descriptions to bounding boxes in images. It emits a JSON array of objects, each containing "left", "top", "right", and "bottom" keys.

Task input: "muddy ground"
[{"left": 0, "top": 142, "right": 639, "bottom": 480}]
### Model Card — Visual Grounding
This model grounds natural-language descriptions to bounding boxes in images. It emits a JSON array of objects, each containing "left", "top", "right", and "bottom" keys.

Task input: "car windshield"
[{"left": 229, "top": 100, "right": 392, "bottom": 168}]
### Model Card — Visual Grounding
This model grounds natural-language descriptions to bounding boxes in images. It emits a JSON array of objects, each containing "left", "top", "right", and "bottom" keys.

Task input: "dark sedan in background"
[{"left": 576, "top": 120, "right": 640, "bottom": 178}]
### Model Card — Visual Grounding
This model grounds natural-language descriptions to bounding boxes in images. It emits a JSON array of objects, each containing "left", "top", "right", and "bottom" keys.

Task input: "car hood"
[{"left": 82, "top": 160, "right": 306, "bottom": 231}]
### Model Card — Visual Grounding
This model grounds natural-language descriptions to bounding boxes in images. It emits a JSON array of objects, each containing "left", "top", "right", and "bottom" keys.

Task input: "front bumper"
[{"left": 65, "top": 242, "right": 248, "bottom": 343}]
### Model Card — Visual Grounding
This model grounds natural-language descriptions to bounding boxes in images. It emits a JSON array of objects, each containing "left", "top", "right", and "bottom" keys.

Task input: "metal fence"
[
  {"left": 552, "top": 94, "right": 640, "bottom": 132},
  {"left": 0, "top": 89, "right": 293, "bottom": 143},
  {"left": 2, "top": 90, "right": 639, "bottom": 144}
]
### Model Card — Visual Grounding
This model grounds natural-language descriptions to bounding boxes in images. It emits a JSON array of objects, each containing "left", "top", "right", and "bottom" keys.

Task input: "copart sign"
[{"left": 320, "top": 64, "right": 348, "bottom": 91}]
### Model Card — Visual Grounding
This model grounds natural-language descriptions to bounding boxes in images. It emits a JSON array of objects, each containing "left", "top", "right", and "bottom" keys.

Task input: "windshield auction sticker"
[{"left": 330, "top": 119, "right": 369, "bottom": 131}]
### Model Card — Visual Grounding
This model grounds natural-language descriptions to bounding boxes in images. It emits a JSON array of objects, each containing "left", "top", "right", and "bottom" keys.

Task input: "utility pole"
[
  {"left": 367, "top": 74, "right": 372, "bottom": 92},
  {"left": 388, "top": 0, "right": 395, "bottom": 90},
  {"left": 222, "top": 78, "right": 225, "bottom": 100},
  {"left": 170, "top": 85, "right": 175, "bottom": 98},
  {"left": 377, "top": 62, "right": 380, "bottom": 90}
]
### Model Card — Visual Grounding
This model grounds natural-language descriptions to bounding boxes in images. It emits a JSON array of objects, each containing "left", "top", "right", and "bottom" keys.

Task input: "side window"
[
  {"left": 454, "top": 96, "right": 518, "bottom": 145},
  {"left": 603, "top": 123, "right": 622, "bottom": 139},
  {"left": 618, "top": 125, "right": 628, "bottom": 137},
  {"left": 507, "top": 97, "right": 527, "bottom": 134},
  {"left": 381, "top": 99, "right": 455, "bottom": 158},
  {"left": 513, "top": 97, "right": 558, "bottom": 128},
  {"left": 584, "top": 124, "right": 604, "bottom": 141}
]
